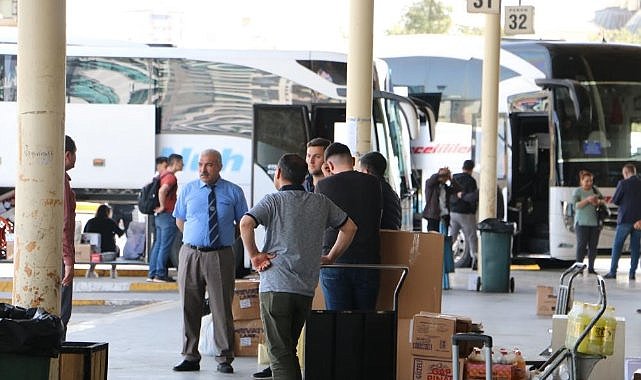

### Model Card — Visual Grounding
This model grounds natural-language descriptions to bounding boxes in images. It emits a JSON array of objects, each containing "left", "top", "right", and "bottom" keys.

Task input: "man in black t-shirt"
[
  {"left": 359, "top": 151, "right": 402, "bottom": 230},
  {"left": 316, "top": 143, "right": 383, "bottom": 311}
]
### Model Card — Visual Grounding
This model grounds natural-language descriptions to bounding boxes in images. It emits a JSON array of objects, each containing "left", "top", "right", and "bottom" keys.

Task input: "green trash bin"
[
  {"left": 0, "top": 353, "right": 51, "bottom": 379},
  {"left": 477, "top": 218, "right": 515, "bottom": 293}
]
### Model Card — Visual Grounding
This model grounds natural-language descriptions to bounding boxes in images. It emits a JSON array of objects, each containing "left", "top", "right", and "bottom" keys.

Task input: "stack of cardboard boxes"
[
  {"left": 409, "top": 312, "right": 472, "bottom": 380},
  {"left": 232, "top": 279, "right": 263, "bottom": 357}
]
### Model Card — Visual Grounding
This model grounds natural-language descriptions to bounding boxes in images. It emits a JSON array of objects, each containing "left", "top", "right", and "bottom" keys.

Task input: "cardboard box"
[
  {"left": 232, "top": 279, "right": 260, "bottom": 320},
  {"left": 378, "top": 230, "right": 444, "bottom": 318},
  {"left": 410, "top": 312, "right": 472, "bottom": 359},
  {"left": 412, "top": 355, "right": 464, "bottom": 380},
  {"left": 466, "top": 361, "right": 519, "bottom": 380},
  {"left": 398, "top": 318, "right": 412, "bottom": 380},
  {"left": 233, "top": 319, "right": 263, "bottom": 357},
  {"left": 80, "top": 232, "right": 101, "bottom": 251},
  {"left": 313, "top": 230, "right": 444, "bottom": 316},
  {"left": 75, "top": 244, "right": 92, "bottom": 263},
  {"left": 536, "top": 285, "right": 557, "bottom": 316},
  {"left": 4, "top": 241, "right": 13, "bottom": 260}
]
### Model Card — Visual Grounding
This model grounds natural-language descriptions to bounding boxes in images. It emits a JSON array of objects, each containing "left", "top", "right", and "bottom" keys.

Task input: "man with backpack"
[{"left": 147, "top": 153, "right": 183, "bottom": 282}]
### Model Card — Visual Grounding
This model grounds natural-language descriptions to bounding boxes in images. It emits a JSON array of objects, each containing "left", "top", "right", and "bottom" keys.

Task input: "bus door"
[
  {"left": 507, "top": 111, "right": 551, "bottom": 257},
  {"left": 310, "top": 104, "right": 346, "bottom": 141},
  {"left": 252, "top": 104, "right": 310, "bottom": 206}
]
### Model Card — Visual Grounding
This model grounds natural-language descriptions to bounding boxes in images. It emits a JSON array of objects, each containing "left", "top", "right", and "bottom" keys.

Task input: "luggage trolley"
[
  {"left": 305, "top": 264, "right": 409, "bottom": 380},
  {"left": 531, "top": 275, "right": 607, "bottom": 380},
  {"left": 453, "top": 333, "right": 494, "bottom": 380},
  {"left": 540, "top": 262, "right": 587, "bottom": 357}
]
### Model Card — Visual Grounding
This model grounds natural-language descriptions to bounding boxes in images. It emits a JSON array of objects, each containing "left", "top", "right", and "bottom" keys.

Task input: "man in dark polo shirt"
[{"left": 316, "top": 143, "right": 383, "bottom": 311}]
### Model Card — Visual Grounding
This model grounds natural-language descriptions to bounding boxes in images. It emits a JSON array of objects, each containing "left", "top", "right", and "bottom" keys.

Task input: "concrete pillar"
[
  {"left": 347, "top": 0, "right": 374, "bottom": 157},
  {"left": 13, "top": 0, "right": 66, "bottom": 319},
  {"left": 478, "top": 13, "right": 501, "bottom": 222}
]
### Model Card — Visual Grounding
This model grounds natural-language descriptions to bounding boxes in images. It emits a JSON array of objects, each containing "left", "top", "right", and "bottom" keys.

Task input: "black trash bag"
[
  {"left": 0, "top": 304, "right": 64, "bottom": 357},
  {"left": 477, "top": 218, "right": 515, "bottom": 234},
  {"left": 0, "top": 303, "right": 29, "bottom": 319}
]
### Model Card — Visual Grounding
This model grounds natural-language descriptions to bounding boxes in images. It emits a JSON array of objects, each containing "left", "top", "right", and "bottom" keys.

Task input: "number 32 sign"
[{"left": 504, "top": 6, "right": 535, "bottom": 35}]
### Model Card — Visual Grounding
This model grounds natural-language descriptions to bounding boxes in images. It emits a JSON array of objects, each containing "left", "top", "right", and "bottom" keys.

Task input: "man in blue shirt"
[
  {"left": 604, "top": 163, "right": 641, "bottom": 280},
  {"left": 172, "top": 149, "right": 248, "bottom": 374}
]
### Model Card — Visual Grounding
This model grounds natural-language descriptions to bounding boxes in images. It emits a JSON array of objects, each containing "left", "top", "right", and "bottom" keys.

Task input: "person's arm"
[
  {"left": 240, "top": 214, "right": 272, "bottom": 271},
  {"left": 634, "top": 220, "right": 641, "bottom": 230},
  {"left": 113, "top": 220, "right": 125, "bottom": 237},
  {"left": 574, "top": 189, "right": 592, "bottom": 209},
  {"left": 155, "top": 183, "right": 171, "bottom": 213},
  {"left": 175, "top": 218, "right": 185, "bottom": 232},
  {"left": 611, "top": 181, "right": 624, "bottom": 206},
  {"left": 321, "top": 217, "right": 357, "bottom": 265}
]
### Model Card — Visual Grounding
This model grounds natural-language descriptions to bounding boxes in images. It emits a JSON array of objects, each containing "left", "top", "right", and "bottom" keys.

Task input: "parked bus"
[
  {"left": 377, "top": 35, "right": 641, "bottom": 261},
  {"left": 0, "top": 41, "right": 420, "bottom": 230}
]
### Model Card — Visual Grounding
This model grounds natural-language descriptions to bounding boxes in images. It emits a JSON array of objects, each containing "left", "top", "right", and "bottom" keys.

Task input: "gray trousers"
[
  {"left": 260, "top": 292, "right": 311, "bottom": 380},
  {"left": 449, "top": 212, "right": 478, "bottom": 258},
  {"left": 178, "top": 245, "right": 235, "bottom": 363}
]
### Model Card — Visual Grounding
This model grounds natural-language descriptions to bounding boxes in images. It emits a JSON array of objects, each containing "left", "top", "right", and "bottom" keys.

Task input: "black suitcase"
[{"left": 305, "top": 264, "right": 408, "bottom": 380}]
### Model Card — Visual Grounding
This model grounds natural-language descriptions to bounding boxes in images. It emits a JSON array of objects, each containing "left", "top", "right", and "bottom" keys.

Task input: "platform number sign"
[
  {"left": 504, "top": 6, "right": 534, "bottom": 35},
  {"left": 467, "top": 0, "right": 500, "bottom": 14}
]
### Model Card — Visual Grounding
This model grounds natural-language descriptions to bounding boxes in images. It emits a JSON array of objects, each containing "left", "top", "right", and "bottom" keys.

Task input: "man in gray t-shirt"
[{"left": 240, "top": 154, "right": 357, "bottom": 380}]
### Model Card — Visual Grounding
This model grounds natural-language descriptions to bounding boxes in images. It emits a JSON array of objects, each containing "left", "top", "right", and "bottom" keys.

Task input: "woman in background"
[
  {"left": 572, "top": 170, "right": 605, "bottom": 274},
  {"left": 84, "top": 204, "right": 125, "bottom": 255}
]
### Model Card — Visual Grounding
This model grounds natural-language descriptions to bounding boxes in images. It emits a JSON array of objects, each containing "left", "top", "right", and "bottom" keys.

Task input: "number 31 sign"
[
  {"left": 467, "top": 0, "right": 500, "bottom": 14},
  {"left": 504, "top": 6, "right": 535, "bottom": 35}
]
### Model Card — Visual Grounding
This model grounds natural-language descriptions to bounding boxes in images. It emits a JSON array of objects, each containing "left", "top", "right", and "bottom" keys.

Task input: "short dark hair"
[
  {"left": 463, "top": 160, "right": 475, "bottom": 171},
  {"left": 324, "top": 142, "right": 352, "bottom": 161},
  {"left": 359, "top": 151, "right": 387, "bottom": 177},
  {"left": 155, "top": 156, "right": 168, "bottom": 165},
  {"left": 168, "top": 154, "right": 183, "bottom": 165},
  {"left": 65, "top": 135, "right": 76, "bottom": 153},
  {"left": 307, "top": 137, "right": 331, "bottom": 149},
  {"left": 277, "top": 154, "right": 308, "bottom": 185}
]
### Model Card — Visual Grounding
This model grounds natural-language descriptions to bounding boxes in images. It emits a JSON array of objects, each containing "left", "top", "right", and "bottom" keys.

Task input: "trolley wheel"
[
  {"left": 476, "top": 276, "right": 481, "bottom": 292},
  {"left": 510, "top": 277, "right": 515, "bottom": 293}
]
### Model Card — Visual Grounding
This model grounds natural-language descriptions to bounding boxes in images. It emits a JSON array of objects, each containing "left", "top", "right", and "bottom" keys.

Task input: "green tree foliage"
[{"left": 387, "top": 0, "right": 452, "bottom": 35}]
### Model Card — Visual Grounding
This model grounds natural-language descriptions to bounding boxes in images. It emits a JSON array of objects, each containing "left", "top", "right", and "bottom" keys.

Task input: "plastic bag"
[
  {"left": 477, "top": 218, "right": 515, "bottom": 234},
  {"left": 198, "top": 314, "right": 215, "bottom": 356},
  {"left": 0, "top": 303, "right": 64, "bottom": 357}
]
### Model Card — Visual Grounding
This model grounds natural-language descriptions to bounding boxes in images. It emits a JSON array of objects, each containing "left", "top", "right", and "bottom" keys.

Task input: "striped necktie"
[{"left": 208, "top": 184, "right": 220, "bottom": 248}]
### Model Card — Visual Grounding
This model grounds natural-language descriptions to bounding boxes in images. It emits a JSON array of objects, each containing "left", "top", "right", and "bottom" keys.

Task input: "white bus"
[
  {"left": 377, "top": 35, "right": 641, "bottom": 262},
  {"left": 0, "top": 41, "right": 420, "bottom": 230}
]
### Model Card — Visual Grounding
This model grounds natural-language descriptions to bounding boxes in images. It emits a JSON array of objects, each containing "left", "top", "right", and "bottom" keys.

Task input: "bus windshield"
[{"left": 557, "top": 82, "right": 641, "bottom": 162}]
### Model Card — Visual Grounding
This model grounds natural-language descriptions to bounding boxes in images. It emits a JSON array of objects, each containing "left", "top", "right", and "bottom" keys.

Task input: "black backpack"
[{"left": 137, "top": 173, "right": 167, "bottom": 215}]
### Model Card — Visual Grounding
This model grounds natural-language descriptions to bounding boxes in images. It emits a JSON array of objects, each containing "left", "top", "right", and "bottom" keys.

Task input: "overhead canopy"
[{"left": 593, "top": 6, "right": 634, "bottom": 30}]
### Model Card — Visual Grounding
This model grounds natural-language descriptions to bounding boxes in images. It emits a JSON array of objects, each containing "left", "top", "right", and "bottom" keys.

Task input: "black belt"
[{"left": 186, "top": 244, "right": 230, "bottom": 252}]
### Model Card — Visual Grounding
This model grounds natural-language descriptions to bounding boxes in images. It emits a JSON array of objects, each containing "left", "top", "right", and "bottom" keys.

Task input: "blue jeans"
[
  {"left": 320, "top": 267, "right": 379, "bottom": 311},
  {"left": 148, "top": 212, "right": 177, "bottom": 279},
  {"left": 609, "top": 223, "right": 641, "bottom": 276}
]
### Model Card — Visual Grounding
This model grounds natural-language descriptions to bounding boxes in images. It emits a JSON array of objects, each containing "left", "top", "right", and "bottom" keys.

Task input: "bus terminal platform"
[{"left": 0, "top": 257, "right": 639, "bottom": 379}]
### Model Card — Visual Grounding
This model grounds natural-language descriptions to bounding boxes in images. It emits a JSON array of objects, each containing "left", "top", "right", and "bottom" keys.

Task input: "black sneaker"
[{"left": 253, "top": 367, "right": 272, "bottom": 379}]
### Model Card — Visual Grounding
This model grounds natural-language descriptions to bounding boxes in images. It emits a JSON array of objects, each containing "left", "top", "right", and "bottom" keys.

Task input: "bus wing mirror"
[
  {"left": 535, "top": 78, "right": 592, "bottom": 123},
  {"left": 374, "top": 90, "right": 420, "bottom": 139}
]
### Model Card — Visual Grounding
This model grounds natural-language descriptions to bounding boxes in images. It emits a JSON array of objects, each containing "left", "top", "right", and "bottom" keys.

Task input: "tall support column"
[
  {"left": 347, "top": 0, "right": 374, "bottom": 157},
  {"left": 478, "top": 13, "right": 501, "bottom": 222},
  {"left": 477, "top": 13, "right": 501, "bottom": 273},
  {"left": 13, "top": 0, "right": 67, "bottom": 317}
]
